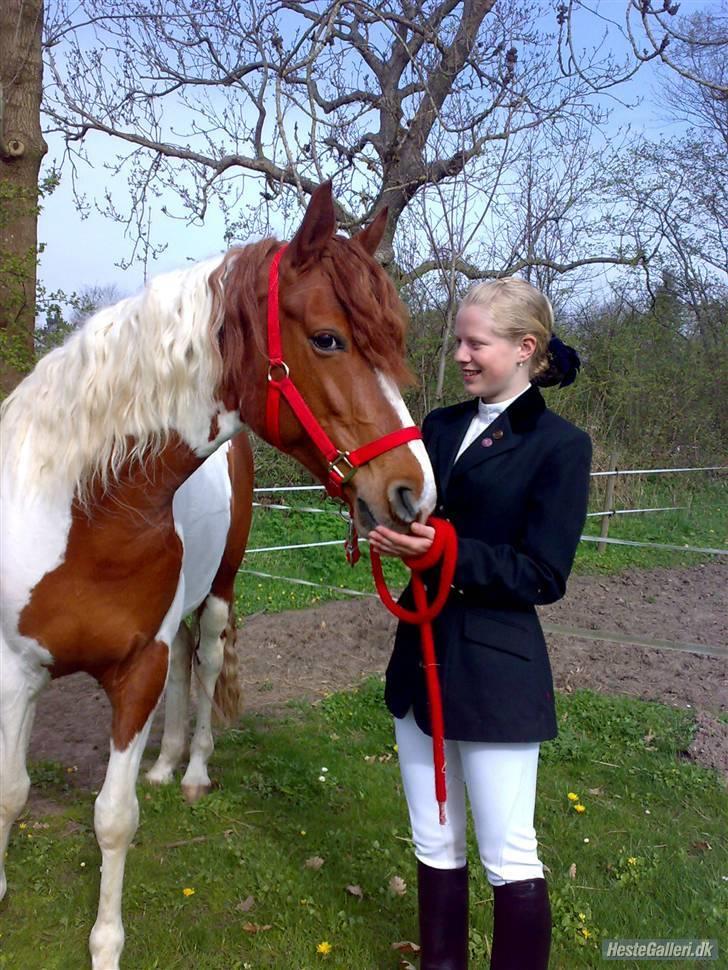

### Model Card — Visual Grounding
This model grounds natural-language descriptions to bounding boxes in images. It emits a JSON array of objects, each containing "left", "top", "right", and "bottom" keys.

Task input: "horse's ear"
[
  {"left": 286, "top": 182, "right": 336, "bottom": 268},
  {"left": 354, "top": 207, "right": 388, "bottom": 256}
]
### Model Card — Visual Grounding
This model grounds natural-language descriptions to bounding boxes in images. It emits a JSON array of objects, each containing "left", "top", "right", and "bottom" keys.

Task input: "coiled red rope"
[{"left": 370, "top": 517, "right": 458, "bottom": 824}]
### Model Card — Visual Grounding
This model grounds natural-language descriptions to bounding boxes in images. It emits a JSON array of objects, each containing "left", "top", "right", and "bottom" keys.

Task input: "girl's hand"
[{"left": 367, "top": 521, "right": 435, "bottom": 559}]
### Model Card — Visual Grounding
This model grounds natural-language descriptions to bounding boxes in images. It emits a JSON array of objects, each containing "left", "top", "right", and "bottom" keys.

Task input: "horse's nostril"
[{"left": 392, "top": 484, "right": 418, "bottom": 524}]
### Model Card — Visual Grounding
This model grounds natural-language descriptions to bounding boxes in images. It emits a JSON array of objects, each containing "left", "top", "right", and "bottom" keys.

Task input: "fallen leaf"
[
  {"left": 389, "top": 875, "right": 407, "bottom": 896},
  {"left": 364, "top": 755, "right": 376, "bottom": 764},
  {"left": 690, "top": 840, "right": 712, "bottom": 853},
  {"left": 305, "top": 856, "right": 325, "bottom": 870},
  {"left": 242, "top": 922, "right": 272, "bottom": 933},
  {"left": 378, "top": 752, "right": 393, "bottom": 762},
  {"left": 568, "top": 863, "right": 577, "bottom": 880},
  {"left": 392, "top": 941, "right": 420, "bottom": 953},
  {"left": 587, "top": 787, "right": 604, "bottom": 796},
  {"left": 346, "top": 884, "right": 364, "bottom": 899},
  {"left": 236, "top": 895, "right": 255, "bottom": 912}
]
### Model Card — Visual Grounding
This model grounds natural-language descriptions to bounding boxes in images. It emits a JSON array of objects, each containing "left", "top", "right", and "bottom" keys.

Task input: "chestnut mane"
[{"left": 214, "top": 233, "right": 413, "bottom": 411}]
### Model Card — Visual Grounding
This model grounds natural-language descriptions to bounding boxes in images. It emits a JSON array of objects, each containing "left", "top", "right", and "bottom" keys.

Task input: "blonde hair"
[{"left": 461, "top": 277, "right": 554, "bottom": 381}]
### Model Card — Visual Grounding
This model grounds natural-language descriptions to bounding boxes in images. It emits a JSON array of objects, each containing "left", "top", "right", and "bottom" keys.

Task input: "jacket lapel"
[
  {"left": 432, "top": 399, "right": 477, "bottom": 498},
  {"left": 446, "top": 384, "right": 547, "bottom": 488}
]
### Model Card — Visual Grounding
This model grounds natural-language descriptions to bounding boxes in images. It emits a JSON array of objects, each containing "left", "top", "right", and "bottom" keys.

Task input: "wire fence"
[
  {"left": 247, "top": 463, "right": 726, "bottom": 557},
  {"left": 241, "top": 463, "right": 726, "bottom": 658}
]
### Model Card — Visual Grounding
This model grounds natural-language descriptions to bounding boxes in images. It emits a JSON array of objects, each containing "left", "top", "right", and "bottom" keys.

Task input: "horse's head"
[{"left": 216, "top": 183, "right": 436, "bottom": 535}]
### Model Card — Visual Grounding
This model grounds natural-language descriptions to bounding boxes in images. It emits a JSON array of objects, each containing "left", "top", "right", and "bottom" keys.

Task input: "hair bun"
[{"left": 533, "top": 335, "right": 581, "bottom": 388}]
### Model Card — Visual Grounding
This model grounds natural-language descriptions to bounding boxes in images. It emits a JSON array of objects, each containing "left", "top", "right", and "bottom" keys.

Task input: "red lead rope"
[{"left": 370, "top": 517, "right": 458, "bottom": 824}]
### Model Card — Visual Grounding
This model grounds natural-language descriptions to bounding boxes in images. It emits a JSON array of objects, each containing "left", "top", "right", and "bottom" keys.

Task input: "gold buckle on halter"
[
  {"left": 267, "top": 361, "right": 290, "bottom": 382},
  {"left": 329, "top": 452, "right": 357, "bottom": 484}
]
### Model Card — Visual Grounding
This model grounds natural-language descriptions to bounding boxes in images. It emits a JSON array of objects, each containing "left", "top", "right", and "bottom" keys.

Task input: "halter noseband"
[{"left": 264, "top": 245, "right": 423, "bottom": 497}]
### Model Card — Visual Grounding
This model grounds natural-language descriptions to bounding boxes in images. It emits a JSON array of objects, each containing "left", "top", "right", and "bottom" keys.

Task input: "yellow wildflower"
[
  {"left": 574, "top": 803, "right": 586, "bottom": 814},
  {"left": 18, "top": 823, "right": 27, "bottom": 830},
  {"left": 627, "top": 856, "right": 637, "bottom": 865},
  {"left": 317, "top": 941, "right": 332, "bottom": 955},
  {"left": 581, "top": 927, "right": 591, "bottom": 939},
  {"left": 182, "top": 887, "right": 195, "bottom": 897},
  {"left": 578, "top": 912, "right": 587, "bottom": 921},
  {"left": 567, "top": 792, "right": 579, "bottom": 801}
]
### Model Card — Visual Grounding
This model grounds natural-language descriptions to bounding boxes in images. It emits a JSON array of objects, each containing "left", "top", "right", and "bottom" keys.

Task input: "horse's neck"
[{"left": 88, "top": 436, "right": 208, "bottom": 523}]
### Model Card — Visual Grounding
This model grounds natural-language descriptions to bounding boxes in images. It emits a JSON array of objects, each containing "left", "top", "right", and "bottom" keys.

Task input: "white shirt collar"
[{"left": 477, "top": 384, "right": 531, "bottom": 421}]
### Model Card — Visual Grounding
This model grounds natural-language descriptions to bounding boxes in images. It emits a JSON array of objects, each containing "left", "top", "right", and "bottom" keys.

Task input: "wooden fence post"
[{"left": 598, "top": 450, "right": 618, "bottom": 553}]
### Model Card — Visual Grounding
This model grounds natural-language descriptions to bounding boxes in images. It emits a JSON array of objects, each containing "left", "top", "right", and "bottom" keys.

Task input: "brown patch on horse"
[
  {"left": 210, "top": 432, "right": 254, "bottom": 603},
  {"left": 209, "top": 432, "right": 253, "bottom": 726},
  {"left": 18, "top": 436, "right": 200, "bottom": 679},
  {"left": 99, "top": 638, "right": 169, "bottom": 750}
]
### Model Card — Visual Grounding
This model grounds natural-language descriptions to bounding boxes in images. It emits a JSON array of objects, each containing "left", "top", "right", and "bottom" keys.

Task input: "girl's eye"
[{"left": 310, "top": 332, "right": 344, "bottom": 352}]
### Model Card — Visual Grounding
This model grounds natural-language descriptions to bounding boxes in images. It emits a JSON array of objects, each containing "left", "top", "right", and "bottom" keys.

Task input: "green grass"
[
  {"left": 2, "top": 683, "right": 726, "bottom": 969},
  {"left": 236, "top": 479, "right": 726, "bottom": 614}
]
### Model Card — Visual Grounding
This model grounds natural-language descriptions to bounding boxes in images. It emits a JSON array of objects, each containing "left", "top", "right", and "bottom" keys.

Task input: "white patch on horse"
[
  {"left": 375, "top": 371, "right": 437, "bottom": 518},
  {"left": 174, "top": 443, "right": 233, "bottom": 614}
]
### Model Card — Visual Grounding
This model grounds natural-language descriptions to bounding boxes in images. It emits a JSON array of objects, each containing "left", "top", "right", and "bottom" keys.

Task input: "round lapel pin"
[{"left": 482, "top": 437, "right": 493, "bottom": 447}]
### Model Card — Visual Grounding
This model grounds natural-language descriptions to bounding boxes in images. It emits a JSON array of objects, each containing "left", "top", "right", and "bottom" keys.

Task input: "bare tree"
[
  {"left": 44, "top": 0, "right": 721, "bottom": 277},
  {"left": 1, "top": 0, "right": 47, "bottom": 392}
]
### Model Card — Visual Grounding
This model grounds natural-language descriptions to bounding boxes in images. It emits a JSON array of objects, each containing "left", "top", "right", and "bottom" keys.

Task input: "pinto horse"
[{"left": 0, "top": 183, "right": 436, "bottom": 970}]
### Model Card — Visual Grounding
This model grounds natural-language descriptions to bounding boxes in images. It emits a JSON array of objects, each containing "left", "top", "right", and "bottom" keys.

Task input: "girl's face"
[{"left": 454, "top": 304, "right": 533, "bottom": 402}]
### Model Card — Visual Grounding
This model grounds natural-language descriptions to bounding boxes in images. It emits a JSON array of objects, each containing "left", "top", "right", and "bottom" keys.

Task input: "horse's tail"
[{"left": 212, "top": 601, "right": 242, "bottom": 727}]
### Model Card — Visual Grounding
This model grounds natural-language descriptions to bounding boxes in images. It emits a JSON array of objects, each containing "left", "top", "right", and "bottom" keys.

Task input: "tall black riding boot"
[
  {"left": 490, "top": 878, "right": 551, "bottom": 970},
  {"left": 417, "top": 860, "right": 469, "bottom": 969}
]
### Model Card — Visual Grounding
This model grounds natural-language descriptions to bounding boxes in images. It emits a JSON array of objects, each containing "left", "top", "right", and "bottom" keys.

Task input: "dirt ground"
[{"left": 28, "top": 562, "right": 728, "bottom": 790}]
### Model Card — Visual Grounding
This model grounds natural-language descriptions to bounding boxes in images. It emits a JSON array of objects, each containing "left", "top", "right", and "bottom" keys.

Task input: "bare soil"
[{"left": 28, "top": 562, "right": 728, "bottom": 791}]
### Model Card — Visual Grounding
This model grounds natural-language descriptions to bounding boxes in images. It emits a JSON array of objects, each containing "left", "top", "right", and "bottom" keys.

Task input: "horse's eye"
[{"left": 310, "top": 332, "right": 344, "bottom": 353}]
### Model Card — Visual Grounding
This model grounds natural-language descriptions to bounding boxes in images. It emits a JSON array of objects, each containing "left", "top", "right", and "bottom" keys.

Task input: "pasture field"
[{"left": 2, "top": 681, "right": 726, "bottom": 969}]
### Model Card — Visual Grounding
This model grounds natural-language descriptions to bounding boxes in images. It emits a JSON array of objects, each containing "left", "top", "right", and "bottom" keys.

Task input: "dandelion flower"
[
  {"left": 317, "top": 941, "right": 332, "bottom": 955},
  {"left": 578, "top": 912, "right": 587, "bottom": 921},
  {"left": 183, "top": 887, "right": 195, "bottom": 897},
  {"left": 581, "top": 928, "right": 591, "bottom": 939},
  {"left": 574, "top": 803, "right": 586, "bottom": 814},
  {"left": 567, "top": 792, "right": 579, "bottom": 801},
  {"left": 627, "top": 857, "right": 637, "bottom": 865}
]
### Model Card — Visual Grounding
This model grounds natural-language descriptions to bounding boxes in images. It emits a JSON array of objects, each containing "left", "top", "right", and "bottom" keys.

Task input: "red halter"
[{"left": 264, "top": 245, "right": 422, "bottom": 497}]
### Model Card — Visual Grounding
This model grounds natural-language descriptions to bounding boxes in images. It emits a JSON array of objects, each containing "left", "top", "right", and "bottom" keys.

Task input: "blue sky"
[{"left": 37, "top": 0, "right": 719, "bottom": 304}]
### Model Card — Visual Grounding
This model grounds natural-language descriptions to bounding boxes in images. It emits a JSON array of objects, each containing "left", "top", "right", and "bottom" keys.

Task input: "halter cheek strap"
[{"left": 265, "top": 244, "right": 422, "bottom": 496}]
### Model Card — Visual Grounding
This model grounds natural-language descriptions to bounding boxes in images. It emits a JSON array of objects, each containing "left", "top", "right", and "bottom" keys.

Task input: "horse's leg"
[
  {"left": 180, "top": 596, "right": 229, "bottom": 803},
  {"left": 0, "top": 639, "right": 48, "bottom": 900},
  {"left": 90, "top": 639, "right": 169, "bottom": 970},
  {"left": 145, "top": 621, "right": 194, "bottom": 785},
  {"left": 180, "top": 433, "right": 252, "bottom": 804}
]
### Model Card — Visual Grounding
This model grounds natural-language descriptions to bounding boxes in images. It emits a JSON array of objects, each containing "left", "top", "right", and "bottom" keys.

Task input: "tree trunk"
[{"left": 0, "top": 0, "right": 47, "bottom": 394}]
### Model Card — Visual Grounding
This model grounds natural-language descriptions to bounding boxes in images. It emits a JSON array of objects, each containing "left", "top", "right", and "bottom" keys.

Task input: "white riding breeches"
[{"left": 394, "top": 710, "right": 543, "bottom": 886}]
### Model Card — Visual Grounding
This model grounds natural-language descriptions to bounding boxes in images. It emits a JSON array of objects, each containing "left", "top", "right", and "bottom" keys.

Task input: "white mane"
[{"left": 0, "top": 255, "right": 227, "bottom": 504}]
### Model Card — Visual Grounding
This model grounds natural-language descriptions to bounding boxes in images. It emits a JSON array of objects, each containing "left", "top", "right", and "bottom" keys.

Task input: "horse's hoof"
[
  {"left": 145, "top": 767, "right": 174, "bottom": 786},
  {"left": 181, "top": 783, "right": 211, "bottom": 804}
]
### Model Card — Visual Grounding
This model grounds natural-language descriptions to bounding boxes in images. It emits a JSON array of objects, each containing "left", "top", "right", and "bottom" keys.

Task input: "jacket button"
[{"left": 493, "top": 429, "right": 504, "bottom": 440}]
